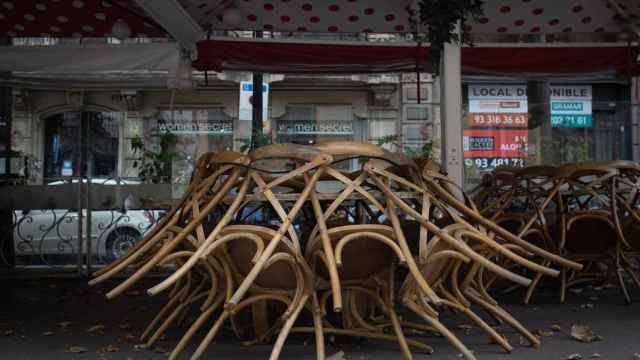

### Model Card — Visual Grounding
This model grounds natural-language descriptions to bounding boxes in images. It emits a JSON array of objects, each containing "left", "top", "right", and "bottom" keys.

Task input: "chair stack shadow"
[{"left": 89, "top": 141, "right": 584, "bottom": 360}]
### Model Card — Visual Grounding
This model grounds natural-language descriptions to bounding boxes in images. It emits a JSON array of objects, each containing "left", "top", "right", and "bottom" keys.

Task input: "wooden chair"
[
  {"left": 305, "top": 224, "right": 432, "bottom": 359},
  {"left": 555, "top": 162, "right": 631, "bottom": 303},
  {"left": 89, "top": 151, "right": 250, "bottom": 297},
  {"left": 176, "top": 225, "right": 320, "bottom": 360}
]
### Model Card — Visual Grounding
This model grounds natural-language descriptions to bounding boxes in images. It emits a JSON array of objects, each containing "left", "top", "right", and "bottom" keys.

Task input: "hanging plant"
[{"left": 412, "top": 0, "right": 484, "bottom": 75}]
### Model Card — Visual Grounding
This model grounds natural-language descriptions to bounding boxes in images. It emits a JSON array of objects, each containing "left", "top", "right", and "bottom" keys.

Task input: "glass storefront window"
[
  {"left": 44, "top": 112, "right": 121, "bottom": 179},
  {"left": 463, "top": 81, "right": 632, "bottom": 189}
]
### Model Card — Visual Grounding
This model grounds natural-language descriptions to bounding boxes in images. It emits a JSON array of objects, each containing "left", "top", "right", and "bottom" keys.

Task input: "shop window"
[
  {"left": 462, "top": 82, "right": 632, "bottom": 189},
  {"left": 155, "top": 108, "right": 234, "bottom": 156},
  {"left": 405, "top": 106, "right": 431, "bottom": 122},
  {"left": 403, "top": 85, "right": 429, "bottom": 103},
  {"left": 276, "top": 105, "right": 362, "bottom": 144},
  {"left": 275, "top": 105, "right": 364, "bottom": 171},
  {"left": 43, "top": 112, "right": 121, "bottom": 179}
]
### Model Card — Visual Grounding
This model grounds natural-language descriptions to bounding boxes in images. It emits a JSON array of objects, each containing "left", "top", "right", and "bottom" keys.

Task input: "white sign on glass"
[{"left": 239, "top": 79, "right": 269, "bottom": 121}]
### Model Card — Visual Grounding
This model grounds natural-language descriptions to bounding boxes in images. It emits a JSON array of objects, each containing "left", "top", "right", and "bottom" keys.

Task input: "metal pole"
[
  {"left": 85, "top": 116, "right": 92, "bottom": 276},
  {"left": 76, "top": 113, "right": 84, "bottom": 275},
  {"left": 251, "top": 31, "right": 264, "bottom": 151}
]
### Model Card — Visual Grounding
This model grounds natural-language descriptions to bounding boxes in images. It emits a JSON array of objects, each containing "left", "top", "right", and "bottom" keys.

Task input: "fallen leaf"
[
  {"left": 327, "top": 351, "right": 345, "bottom": 360},
  {"left": 551, "top": 325, "right": 562, "bottom": 332},
  {"left": 533, "top": 329, "right": 554, "bottom": 337},
  {"left": 65, "top": 346, "right": 88, "bottom": 353},
  {"left": 86, "top": 324, "right": 106, "bottom": 333},
  {"left": 132, "top": 344, "right": 144, "bottom": 352},
  {"left": 43, "top": 331, "right": 54, "bottom": 336},
  {"left": 102, "top": 344, "right": 119, "bottom": 353},
  {"left": 567, "top": 354, "right": 582, "bottom": 360},
  {"left": 124, "top": 333, "right": 136, "bottom": 341},
  {"left": 58, "top": 321, "right": 71, "bottom": 330},
  {"left": 571, "top": 325, "right": 603, "bottom": 343},
  {"left": 152, "top": 346, "right": 168, "bottom": 354}
]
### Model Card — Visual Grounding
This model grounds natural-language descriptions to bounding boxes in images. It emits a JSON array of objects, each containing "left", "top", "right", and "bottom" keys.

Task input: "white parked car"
[{"left": 13, "top": 178, "right": 166, "bottom": 264}]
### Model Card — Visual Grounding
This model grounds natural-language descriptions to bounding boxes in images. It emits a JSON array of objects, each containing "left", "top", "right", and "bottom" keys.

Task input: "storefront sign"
[
  {"left": 239, "top": 80, "right": 269, "bottom": 121},
  {"left": 158, "top": 119, "right": 233, "bottom": 134},
  {"left": 469, "top": 113, "right": 528, "bottom": 128},
  {"left": 464, "top": 157, "right": 525, "bottom": 170},
  {"left": 463, "top": 129, "right": 528, "bottom": 158},
  {"left": 469, "top": 84, "right": 528, "bottom": 114},
  {"left": 277, "top": 120, "right": 353, "bottom": 135},
  {"left": 61, "top": 160, "right": 73, "bottom": 176},
  {"left": 550, "top": 85, "right": 592, "bottom": 127}
]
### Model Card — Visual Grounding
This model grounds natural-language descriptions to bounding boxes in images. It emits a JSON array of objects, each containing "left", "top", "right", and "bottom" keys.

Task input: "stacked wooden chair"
[
  {"left": 475, "top": 161, "right": 640, "bottom": 304},
  {"left": 89, "top": 142, "right": 584, "bottom": 360}
]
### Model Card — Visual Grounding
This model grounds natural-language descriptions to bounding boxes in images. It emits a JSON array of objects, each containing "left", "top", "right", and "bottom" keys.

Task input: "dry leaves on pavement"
[
  {"left": 570, "top": 325, "right": 603, "bottom": 343},
  {"left": 65, "top": 346, "right": 88, "bottom": 353}
]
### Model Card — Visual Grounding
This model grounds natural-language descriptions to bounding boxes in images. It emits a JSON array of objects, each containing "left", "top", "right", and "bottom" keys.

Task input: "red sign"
[
  {"left": 463, "top": 129, "right": 528, "bottom": 158},
  {"left": 469, "top": 113, "right": 528, "bottom": 128}
]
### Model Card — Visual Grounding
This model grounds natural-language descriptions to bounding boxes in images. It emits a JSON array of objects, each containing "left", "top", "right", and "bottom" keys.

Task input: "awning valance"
[
  {"left": 462, "top": 47, "right": 640, "bottom": 77},
  {"left": 194, "top": 40, "right": 640, "bottom": 77},
  {"left": 193, "top": 39, "right": 431, "bottom": 74}
]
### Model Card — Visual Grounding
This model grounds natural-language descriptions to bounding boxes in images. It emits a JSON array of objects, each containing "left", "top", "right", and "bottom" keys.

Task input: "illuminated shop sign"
[
  {"left": 158, "top": 120, "right": 233, "bottom": 134},
  {"left": 469, "top": 84, "right": 528, "bottom": 114},
  {"left": 550, "top": 85, "right": 592, "bottom": 128},
  {"left": 277, "top": 120, "right": 353, "bottom": 135},
  {"left": 463, "top": 129, "right": 528, "bottom": 158},
  {"left": 469, "top": 113, "right": 528, "bottom": 128}
]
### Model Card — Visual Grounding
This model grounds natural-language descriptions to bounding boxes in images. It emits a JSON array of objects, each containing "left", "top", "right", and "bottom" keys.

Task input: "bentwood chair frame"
[
  {"left": 554, "top": 162, "right": 636, "bottom": 303},
  {"left": 90, "top": 151, "right": 250, "bottom": 296}
]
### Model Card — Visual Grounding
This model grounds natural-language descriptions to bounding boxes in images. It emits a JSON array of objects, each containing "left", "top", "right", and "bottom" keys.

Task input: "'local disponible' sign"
[
  {"left": 468, "top": 85, "right": 528, "bottom": 114},
  {"left": 549, "top": 85, "right": 592, "bottom": 128}
]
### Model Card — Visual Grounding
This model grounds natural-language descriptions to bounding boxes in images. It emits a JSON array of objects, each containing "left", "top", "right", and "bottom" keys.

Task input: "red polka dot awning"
[
  {"left": 178, "top": 0, "right": 639, "bottom": 34},
  {"left": 0, "top": 0, "right": 166, "bottom": 38},
  {"left": 0, "top": 1, "right": 637, "bottom": 38}
]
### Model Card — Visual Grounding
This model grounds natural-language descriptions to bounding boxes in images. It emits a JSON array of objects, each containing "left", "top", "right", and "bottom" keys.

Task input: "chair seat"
[
  {"left": 309, "top": 224, "right": 396, "bottom": 281},
  {"left": 221, "top": 225, "right": 299, "bottom": 290}
]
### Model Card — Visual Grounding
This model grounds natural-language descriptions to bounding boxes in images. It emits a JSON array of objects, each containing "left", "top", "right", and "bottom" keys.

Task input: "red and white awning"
[
  {"left": 177, "top": 0, "right": 639, "bottom": 35},
  {"left": 0, "top": 0, "right": 166, "bottom": 38},
  {"left": 469, "top": 0, "right": 639, "bottom": 34},
  {"left": 0, "top": 1, "right": 638, "bottom": 39}
]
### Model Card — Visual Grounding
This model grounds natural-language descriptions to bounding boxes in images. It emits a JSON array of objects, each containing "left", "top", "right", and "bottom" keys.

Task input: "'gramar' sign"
[{"left": 549, "top": 85, "right": 592, "bottom": 128}]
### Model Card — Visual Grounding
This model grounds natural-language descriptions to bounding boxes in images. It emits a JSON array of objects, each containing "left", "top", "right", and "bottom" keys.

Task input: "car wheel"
[{"left": 105, "top": 228, "right": 141, "bottom": 262}]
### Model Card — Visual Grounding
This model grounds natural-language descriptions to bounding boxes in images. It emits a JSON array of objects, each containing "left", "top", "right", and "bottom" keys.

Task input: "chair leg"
[
  {"left": 311, "top": 293, "right": 325, "bottom": 360},
  {"left": 560, "top": 267, "right": 567, "bottom": 304},
  {"left": 467, "top": 291, "right": 539, "bottom": 348},
  {"left": 190, "top": 309, "right": 231, "bottom": 360},
  {"left": 461, "top": 307, "right": 512, "bottom": 353},
  {"left": 268, "top": 294, "right": 310, "bottom": 360},
  {"left": 145, "top": 302, "right": 188, "bottom": 348},
  {"left": 615, "top": 267, "right": 632, "bottom": 305},
  {"left": 140, "top": 291, "right": 183, "bottom": 342},
  {"left": 388, "top": 306, "right": 414, "bottom": 360},
  {"left": 169, "top": 304, "right": 218, "bottom": 360},
  {"left": 405, "top": 301, "right": 475, "bottom": 360}
]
